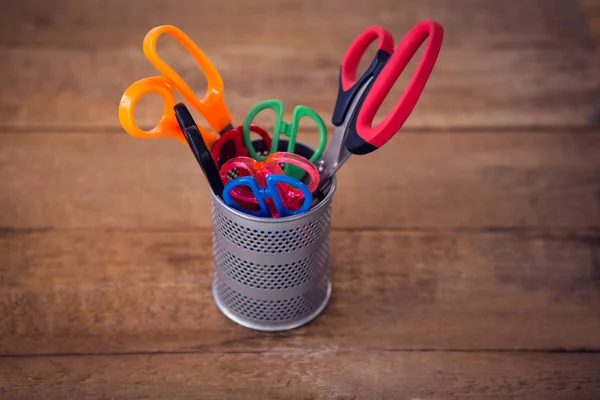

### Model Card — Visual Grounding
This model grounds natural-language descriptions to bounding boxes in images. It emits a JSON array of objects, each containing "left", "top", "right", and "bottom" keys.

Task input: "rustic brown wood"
[
  {"left": 0, "top": 351, "right": 599, "bottom": 400},
  {"left": 0, "top": 0, "right": 599, "bottom": 130},
  {"left": 582, "top": 0, "right": 600, "bottom": 51},
  {"left": 1, "top": 229, "right": 599, "bottom": 355},
  {"left": 1, "top": 130, "right": 599, "bottom": 230},
  {"left": 0, "top": 1, "right": 599, "bottom": 397},
  {"left": 0, "top": 0, "right": 594, "bottom": 48}
]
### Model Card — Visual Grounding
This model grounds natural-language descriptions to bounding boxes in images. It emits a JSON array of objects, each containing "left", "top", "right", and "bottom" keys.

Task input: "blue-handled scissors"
[{"left": 223, "top": 174, "right": 313, "bottom": 218}]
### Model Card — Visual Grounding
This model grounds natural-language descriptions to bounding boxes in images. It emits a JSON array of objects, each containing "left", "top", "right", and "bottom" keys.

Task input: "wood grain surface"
[
  {"left": 1, "top": 352, "right": 599, "bottom": 400},
  {"left": 0, "top": 0, "right": 599, "bottom": 131},
  {"left": 1, "top": 0, "right": 600, "bottom": 398},
  {"left": 2, "top": 130, "right": 599, "bottom": 230},
  {"left": 583, "top": 0, "right": 600, "bottom": 51},
  {"left": 1, "top": 229, "right": 599, "bottom": 355}
]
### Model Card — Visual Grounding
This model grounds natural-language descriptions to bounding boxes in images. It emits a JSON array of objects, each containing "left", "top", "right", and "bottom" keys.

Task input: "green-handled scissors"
[{"left": 242, "top": 99, "right": 328, "bottom": 179}]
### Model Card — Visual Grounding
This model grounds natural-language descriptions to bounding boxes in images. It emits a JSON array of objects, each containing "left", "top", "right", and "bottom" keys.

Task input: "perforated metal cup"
[{"left": 210, "top": 140, "right": 336, "bottom": 331}]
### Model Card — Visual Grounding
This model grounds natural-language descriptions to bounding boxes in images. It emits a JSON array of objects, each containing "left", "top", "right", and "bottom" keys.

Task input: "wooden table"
[{"left": 1, "top": 0, "right": 600, "bottom": 398}]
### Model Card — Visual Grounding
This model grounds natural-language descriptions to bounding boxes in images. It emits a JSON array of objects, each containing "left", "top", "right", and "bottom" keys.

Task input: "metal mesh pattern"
[
  {"left": 211, "top": 197, "right": 333, "bottom": 331},
  {"left": 214, "top": 237, "right": 330, "bottom": 290},
  {"left": 214, "top": 276, "right": 330, "bottom": 323},
  {"left": 212, "top": 206, "right": 332, "bottom": 254},
  {"left": 209, "top": 140, "right": 336, "bottom": 331}
]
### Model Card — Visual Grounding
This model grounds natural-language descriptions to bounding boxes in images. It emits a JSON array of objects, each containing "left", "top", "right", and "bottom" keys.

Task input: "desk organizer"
[{"left": 210, "top": 140, "right": 336, "bottom": 331}]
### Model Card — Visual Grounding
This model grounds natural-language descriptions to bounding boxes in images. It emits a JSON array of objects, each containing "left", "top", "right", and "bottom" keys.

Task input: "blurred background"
[
  {"left": 1, "top": 0, "right": 598, "bottom": 132},
  {"left": 1, "top": 0, "right": 599, "bottom": 230}
]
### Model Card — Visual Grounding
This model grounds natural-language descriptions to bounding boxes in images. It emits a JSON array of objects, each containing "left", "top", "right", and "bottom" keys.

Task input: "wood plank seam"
[
  {"left": 2, "top": 348, "right": 600, "bottom": 359},
  {"left": 4, "top": 126, "right": 600, "bottom": 135},
  {"left": 3, "top": 227, "right": 600, "bottom": 234}
]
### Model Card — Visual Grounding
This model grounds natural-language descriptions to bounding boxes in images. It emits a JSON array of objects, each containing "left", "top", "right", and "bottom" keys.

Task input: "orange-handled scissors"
[{"left": 118, "top": 25, "right": 234, "bottom": 148}]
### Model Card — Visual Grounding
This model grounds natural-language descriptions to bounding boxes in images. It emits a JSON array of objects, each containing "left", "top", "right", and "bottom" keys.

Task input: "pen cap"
[{"left": 209, "top": 139, "right": 337, "bottom": 332}]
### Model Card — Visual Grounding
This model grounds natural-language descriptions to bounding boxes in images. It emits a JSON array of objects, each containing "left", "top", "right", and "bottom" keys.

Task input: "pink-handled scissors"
[
  {"left": 315, "top": 20, "right": 444, "bottom": 194},
  {"left": 220, "top": 152, "right": 320, "bottom": 218}
]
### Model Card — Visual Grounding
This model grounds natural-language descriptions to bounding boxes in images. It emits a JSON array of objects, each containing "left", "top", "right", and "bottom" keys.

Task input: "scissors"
[
  {"left": 241, "top": 99, "right": 328, "bottom": 180},
  {"left": 210, "top": 124, "right": 273, "bottom": 168},
  {"left": 173, "top": 103, "right": 224, "bottom": 197},
  {"left": 118, "top": 25, "right": 235, "bottom": 159},
  {"left": 221, "top": 152, "right": 320, "bottom": 218},
  {"left": 315, "top": 20, "right": 444, "bottom": 195},
  {"left": 224, "top": 175, "right": 313, "bottom": 218}
]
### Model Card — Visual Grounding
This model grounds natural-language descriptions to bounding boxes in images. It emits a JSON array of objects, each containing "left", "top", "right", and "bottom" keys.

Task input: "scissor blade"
[
  {"left": 316, "top": 125, "right": 349, "bottom": 182},
  {"left": 315, "top": 77, "right": 374, "bottom": 185},
  {"left": 309, "top": 78, "right": 375, "bottom": 205}
]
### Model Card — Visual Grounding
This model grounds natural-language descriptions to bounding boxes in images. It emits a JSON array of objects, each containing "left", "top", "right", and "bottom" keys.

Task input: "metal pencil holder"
[{"left": 210, "top": 140, "right": 336, "bottom": 331}]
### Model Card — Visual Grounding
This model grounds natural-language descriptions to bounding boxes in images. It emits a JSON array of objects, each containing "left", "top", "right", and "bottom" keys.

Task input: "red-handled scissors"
[
  {"left": 211, "top": 125, "right": 273, "bottom": 168},
  {"left": 315, "top": 20, "right": 443, "bottom": 190}
]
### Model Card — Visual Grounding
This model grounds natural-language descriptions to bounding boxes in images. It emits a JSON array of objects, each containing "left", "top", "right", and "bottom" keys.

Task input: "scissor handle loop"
[
  {"left": 264, "top": 152, "right": 320, "bottom": 211},
  {"left": 242, "top": 100, "right": 328, "bottom": 179},
  {"left": 332, "top": 27, "right": 393, "bottom": 127},
  {"left": 143, "top": 25, "right": 232, "bottom": 132},
  {"left": 223, "top": 175, "right": 312, "bottom": 218},
  {"left": 341, "top": 26, "right": 395, "bottom": 91},
  {"left": 223, "top": 176, "right": 271, "bottom": 217},
  {"left": 211, "top": 129, "right": 243, "bottom": 165},
  {"left": 266, "top": 174, "right": 313, "bottom": 217},
  {"left": 288, "top": 106, "right": 328, "bottom": 169},
  {"left": 219, "top": 152, "right": 318, "bottom": 210},
  {"left": 219, "top": 157, "right": 263, "bottom": 183},
  {"left": 352, "top": 20, "right": 444, "bottom": 152},
  {"left": 218, "top": 156, "right": 267, "bottom": 204},
  {"left": 242, "top": 99, "right": 284, "bottom": 161},
  {"left": 264, "top": 152, "right": 320, "bottom": 193},
  {"left": 211, "top": 125, "right": 273, "bottom": 165},
  {"left": 118, "top": 77, "right": 184, "bottom": 143},
  {"left": 118, "top": 77, "right": 218, "bottom": 148}
]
